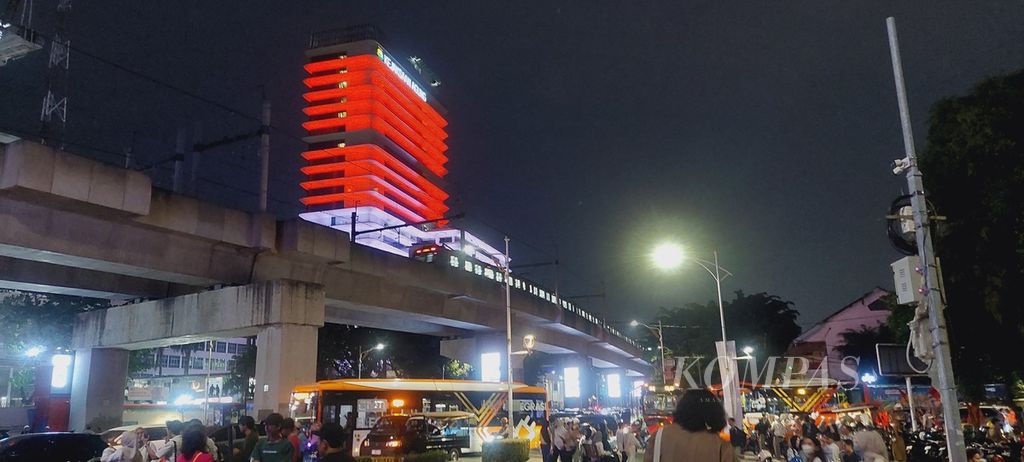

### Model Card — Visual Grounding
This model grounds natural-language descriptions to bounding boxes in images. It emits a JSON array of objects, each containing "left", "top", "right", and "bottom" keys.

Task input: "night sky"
[{"left": 2, "top": 1, "right": 1023, "bottom": 328}]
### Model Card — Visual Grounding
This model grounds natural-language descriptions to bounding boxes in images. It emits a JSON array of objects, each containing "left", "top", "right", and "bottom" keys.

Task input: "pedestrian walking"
[{"left": 642, "top": 388, "right": 731, "bottom": 462}]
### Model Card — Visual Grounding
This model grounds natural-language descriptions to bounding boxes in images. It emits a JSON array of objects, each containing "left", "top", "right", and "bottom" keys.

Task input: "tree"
[
  {"left": 0, "top": 290, "right": 107, "bottom": 353},
  {"left": 316, "top": 324, "right": 450, "bottom": 380},
  {"left": 224, "top": 339, "right": 256, "bottom": 406},
  {"left": 834, "top": 325, "right": 896, "bottom": 382},
  {"left": 919, "top": 69, "right": 1024, "bottom": 397},
  {"left": 650, "top": 291, "right": 802, "bottom": 382}
]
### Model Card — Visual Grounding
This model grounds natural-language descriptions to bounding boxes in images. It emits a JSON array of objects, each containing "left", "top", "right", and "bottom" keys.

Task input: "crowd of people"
[
  {"left": 539, "top": 416, "right": 643, "bottom": 462},
  {"left": 94, "top": 413, "right": 354, "bottom": 462}
]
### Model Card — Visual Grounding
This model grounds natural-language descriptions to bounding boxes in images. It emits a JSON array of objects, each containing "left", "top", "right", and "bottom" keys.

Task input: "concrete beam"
[
  {"left": 0, "top": 141, "right": 151, "bottom": 216},
  {"left": 0, "top": 255, "right": 180, "bottom": 299},
  {"left": 0, "top": 195, "right": 256, "bottom": 286},
  {"left": 73, "top": 280, "right": 325, "bottom": 350}
]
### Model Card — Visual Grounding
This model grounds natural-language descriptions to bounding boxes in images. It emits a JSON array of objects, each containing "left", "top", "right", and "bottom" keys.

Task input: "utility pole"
[
  {"left": 886, "top": 17, "right": 966, "bottom": 461},
  {"left": 173, "top": 128, "right": 186, "bottom": 193},
  {"left": 503, "top": 236, "right": 514, "bottom": 438},
  {"left": 258, "top": 97, "right": 271, "bottom": 212},
  {"left": 39, "top": 0, "right": 71, "bottom": 147}
]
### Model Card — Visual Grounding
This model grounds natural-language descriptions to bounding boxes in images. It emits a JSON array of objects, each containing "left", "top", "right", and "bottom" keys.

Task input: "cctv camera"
[{"left": 892, "top": 157, "right": 911, "bottom": 175}]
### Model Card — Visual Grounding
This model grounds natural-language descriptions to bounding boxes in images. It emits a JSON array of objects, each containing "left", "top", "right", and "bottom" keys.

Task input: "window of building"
[
  {"left": 227, "top": 343, "right": 238, "bottom": 354},
  {"left": 191, "top": 357, "right": 204, "bottom": 370},
  {"left": 215, "top": 342, "right": 227, "bottom": 353},
  {"left": 235, "top": 345, "right": 247, "bottom": 355},
  {"left": 167, "top": 356, "right": 181, "bottom": 368},
  {"left": 159, "top": 355, "right": 170, "bottom": 368}
]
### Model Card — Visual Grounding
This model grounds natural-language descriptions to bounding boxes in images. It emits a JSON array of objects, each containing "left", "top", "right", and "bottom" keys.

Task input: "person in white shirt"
[
  {"left": 771, "top": 416, "right": 787, "bottom": 458},
  {"left": 819, "top": 433, "right": 841, "bottom": 462},
  {"left": 619, "top": 426, "right": 641, "bottom": 462},
  {"left": 101, "top": 431, "right": 142, "bottom": 462},
  {"left": 614, "top": 423, "right": 628, "bottom": 462}
]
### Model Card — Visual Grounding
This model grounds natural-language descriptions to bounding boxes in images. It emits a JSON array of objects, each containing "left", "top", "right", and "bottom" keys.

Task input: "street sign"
[{"left": 876, "top": 343, "right": 928, "bottom": 376}]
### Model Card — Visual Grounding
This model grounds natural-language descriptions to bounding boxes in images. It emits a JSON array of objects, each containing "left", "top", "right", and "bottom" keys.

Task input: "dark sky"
[{"left": 2, "top": 1, "right": 1023, "bottom": 328}]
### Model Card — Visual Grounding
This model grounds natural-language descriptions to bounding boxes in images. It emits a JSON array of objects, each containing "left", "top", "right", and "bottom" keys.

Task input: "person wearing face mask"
[{"left": 798, "top": 437, "right": 826, "bottom": 462}]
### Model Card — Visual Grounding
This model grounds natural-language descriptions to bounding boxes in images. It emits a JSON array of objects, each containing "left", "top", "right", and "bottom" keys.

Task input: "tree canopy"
[
  {"left": 648, "top": 291, "right": 802, "bottom": 380},
  {"left": 0, "top": 290, "right": 107, "bottom": 354},
  {"left": 919, "top": 69, "right": 1024, "bottom": 396}
]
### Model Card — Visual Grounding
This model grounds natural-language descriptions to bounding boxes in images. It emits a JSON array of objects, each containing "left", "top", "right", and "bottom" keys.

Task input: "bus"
[{"left": 290, "top": 379, "right": 548, "bottom": 455}]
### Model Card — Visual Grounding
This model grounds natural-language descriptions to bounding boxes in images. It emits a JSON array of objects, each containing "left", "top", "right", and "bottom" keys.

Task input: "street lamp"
[
  {"left": 357, "top": 343, "right": 385, "bottom": 379},
  {"left": 650, "top": 243, "right": 738, "bottom": 417},
  {"left": 742, "top": 346, "right": 754, "bottom": 356},
  {"left": 24, "top": 346, "right": 44, "bottom": 358},
  {"left": 630, "top": 320, "right": 666, "bottom": 384}
]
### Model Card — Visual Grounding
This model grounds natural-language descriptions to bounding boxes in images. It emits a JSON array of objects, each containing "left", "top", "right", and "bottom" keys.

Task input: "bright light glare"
[
  {"left": 463, "top": 244, "right": 476, "bottom": 255},
  {"left": 629, "top": 320, "right": 639, "bottom": 327},
  {"left": 651, "top": 243, "right": 685, "bottom": 270},
  {"left": 564, "top": 367, "right": 581, "bottom": 398},
  {"left": 742, "top": 346, "right": 754, "bottom": 355},
  {"left": 481, "top": 352, "right": 501, "bottom": 382},
  {"left": 861, "top": 372, "right": 878, "bottom": 384},
  {"left": 25, "top": 346, "right": 44, "bottom": 358},
  {"left": 50, "top": 354, "right": 72, "bottom": 388},
  {"left": 174, "top": 394, "right": 193, "bottom": 406},
  {"left": 374, "top": 343, "right": 385, "bottom": 350},
  {"left": 607, "top": 373, "right": 621, "bottom": 398}
]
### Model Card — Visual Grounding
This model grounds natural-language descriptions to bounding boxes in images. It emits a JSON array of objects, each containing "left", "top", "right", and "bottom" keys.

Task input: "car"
[
  {"left": 207, "top": 424, "right": 266, "bottom": 462},
  {"left": 360, "top": 412, "right": 476, "bottom": 461},
  {"left": 0, "top": 432, "right": 108, "bottom": 462},
  {"left": 100, "top": 424, "right": 168, "bottom": 445}
]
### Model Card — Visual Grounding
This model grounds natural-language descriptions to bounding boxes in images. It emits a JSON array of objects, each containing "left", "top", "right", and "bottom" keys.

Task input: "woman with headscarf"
[{"left": 101, "top": 430, "right": 144, "bottom": 462}]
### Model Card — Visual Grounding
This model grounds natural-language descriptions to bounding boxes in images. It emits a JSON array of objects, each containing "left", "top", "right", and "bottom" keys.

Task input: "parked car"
[
  {"left": 0, "top": 432, "right": 107, "bottom": 462},
  {"left": 360, "top": 412, "right": 477, "bottom": 461},
  {"left": 100, "top": 424, "right": 168, "bottom": 445}
]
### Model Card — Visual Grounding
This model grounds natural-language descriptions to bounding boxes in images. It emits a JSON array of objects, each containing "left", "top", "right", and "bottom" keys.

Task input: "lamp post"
[
  {"left": 503, "top": 236, "right": 514, "bottom": 438},
  {"left": 358, "top": 343, "right": 385, "bottom": 379},
  {"left": 650, "top": 243, "right": 738, "bottom": 418},
  {"left": 630, "top": 320, "right": 666, "bottom": 383}
]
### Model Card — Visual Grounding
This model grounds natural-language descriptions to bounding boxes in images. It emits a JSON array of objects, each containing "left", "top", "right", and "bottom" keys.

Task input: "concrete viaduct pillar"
[{"left": 71, "top": 280, "right": 325, "bottom": 430}]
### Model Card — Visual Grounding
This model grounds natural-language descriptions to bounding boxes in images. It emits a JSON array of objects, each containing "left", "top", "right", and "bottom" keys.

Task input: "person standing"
[
  {"left": 156, "top": 420, "right": 185, "bottom": 462},
  {"left": 851, "top": 426, "right": 888, "bottom": 462},
  {"left": 619, "top": 424, "right": 641, "bottom": 462},
  {"left": 233, "top": 416, "right": 260, "bottom": 462},
  {"left": 615, "top": 423, "right": 628, "bottom": 462},
  {"left": 642, "top": 389, "right": 731, "bottom": 462},
  {"left": 251, "top": 413, "right": 295, "bottom": 462},
  {"left": 552, "top": 419, "right": 572, "bottom": 462},
  {"left": 282, "top": 418, "right": 302, "bottom": 462},
  {"left": 539, "top": 419, "right": 553, "bottom": 462},
  {"left": 819, "top": 434, "right": 841, "bottom": 462},
  {"left": 771, "top": 416, "right": 787, "bottom": 457},
  {"left": 101, "top": 431, "right": 143, "bottom": 462},
  {"left": 178, "top": 428, "right": 215, "bottom": 462},
  {"left": 727, "top": 418, "right": 746, "bottom": 461},
  {"left": 313, "top": 423, "right": 356, "bottom": 462}
]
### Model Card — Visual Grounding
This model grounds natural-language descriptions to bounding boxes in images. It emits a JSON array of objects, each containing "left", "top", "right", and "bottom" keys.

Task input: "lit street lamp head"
[
  {"left": 25, "top": 346, "right": 44, "bottom": 358},
  {"left": 651, "top": 242, "right": 685, "bottom": 270},
  {"left": 375, "top": 343, "right": 385, "bottom": 350},
  {"left": 742, "top": 346, "right": 754, "bottom": 355},
  {"left": 629, "top": 320, "right": 639, "bottom": 327}
]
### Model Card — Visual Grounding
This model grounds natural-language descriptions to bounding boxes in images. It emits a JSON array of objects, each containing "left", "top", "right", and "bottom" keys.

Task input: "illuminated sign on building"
[
  {"left": 376, "top": 46, "right": 427, "bottom": 102},
  {"left": 564, "top": 367, "right": 581, "bottom": 398},
  {"left": 481, "top": 352, "right": 501, "bottom": 382},
  {"left": 607, "top": 373, "right": 621, "bottom": 398}
]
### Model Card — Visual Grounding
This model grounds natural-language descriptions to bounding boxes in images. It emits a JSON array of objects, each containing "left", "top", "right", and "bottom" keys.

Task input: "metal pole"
[
  {"left": 887, "top": 16, "right": 965, "bottom": 461},
  {"left": 173, "top": 128, "right": 185, "bottom": 193},
  {"left": 504, "top": 236, "right": 514, "bottom": 438},
  {"left": 907, "top": 376, "right": 918, "bottom": 432},
  {"left": 258, "top": 98, "right": 271, "bottom": 212},
  {"left": 205, "top": 340, "right": 212, "bottom": 424},
  {"left": 714, "top": 251, "right": 726, "bottom": 343},
  {"left": 657, "top": 321, "right": 666, "bottom": 385}
]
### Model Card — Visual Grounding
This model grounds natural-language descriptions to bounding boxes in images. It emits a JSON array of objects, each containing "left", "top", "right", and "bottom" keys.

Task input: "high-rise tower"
[{"left": 299, "top": 26, "right": 499, "bottom": 261}]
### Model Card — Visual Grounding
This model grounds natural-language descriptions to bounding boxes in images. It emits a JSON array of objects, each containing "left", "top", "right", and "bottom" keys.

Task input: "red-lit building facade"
[{"left": 299, "top": 27, "right": 501, "bottom": 260}]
